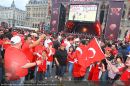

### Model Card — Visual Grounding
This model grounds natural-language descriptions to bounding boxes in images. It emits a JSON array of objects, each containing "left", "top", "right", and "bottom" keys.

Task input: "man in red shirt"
[
  {"left": 22, "top": 34, "right": 46, "bottom": 80},
  {"left": 4, "top": 36, "right": 42, "bottom": 86},
  {"left": 111, "top": 44, "right": 118, "bottom": 57}
]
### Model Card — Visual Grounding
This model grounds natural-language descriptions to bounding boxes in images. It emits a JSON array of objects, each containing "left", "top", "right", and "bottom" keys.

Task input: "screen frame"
[{"left": 68, "top": 3, "right": 99, "bottom": 23}]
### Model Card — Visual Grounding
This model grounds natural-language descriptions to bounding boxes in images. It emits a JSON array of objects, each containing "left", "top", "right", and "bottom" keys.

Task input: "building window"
[{"left": 33, "top": 14, "right": 35, "bottom": 17}]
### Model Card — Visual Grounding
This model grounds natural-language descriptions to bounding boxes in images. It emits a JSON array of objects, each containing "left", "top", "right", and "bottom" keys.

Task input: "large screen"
[{"left": 68, "top": 4, "right": 98, "bottom": 22}]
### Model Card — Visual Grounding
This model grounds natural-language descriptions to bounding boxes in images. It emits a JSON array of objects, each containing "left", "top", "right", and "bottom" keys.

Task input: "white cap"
[
  {"left": 11, "top": 36, "right": 21, "bottom": 44},
  {"left": 75, "top": 38, "right": 80, "bottom": 42},
  {"left": 127, "top": 55, "right": 130, "bottom": 58},
  {"left": 31, "top": 33, "right": 38, "bottom": 37}
]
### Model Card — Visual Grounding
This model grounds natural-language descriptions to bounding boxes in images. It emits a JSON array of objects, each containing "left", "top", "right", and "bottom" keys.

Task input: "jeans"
[
  {"left": 57, "top": 65, "right": 66, "bottom": 77},
  {"left": 36, "top": 72, "right": 44, "bottom": 81},
  {"left": 10, "top": 77, "right": 25, "bottom": 86},
  {"left": 68, "top": 62, "right": 74, "bottom": 78},
  {"left": 100, "top": 71, "right": 108, "bottom": 81},
  {"left": 100, "top": 71, "right": 109, "bottom": 86},
  {"left": 55, "top": 65, "right": 59, "bottom": 76},
  {"left": 45, "top": 62, "right": 52, "bottom": 78},
  {"left": 25, "top": 69, "right": 34, "bottom": 80}
]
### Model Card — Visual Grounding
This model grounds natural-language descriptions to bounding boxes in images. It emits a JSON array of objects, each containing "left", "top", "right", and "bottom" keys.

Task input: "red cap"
[
  {"left": 105, "top": 47, "right": 112, "bottom": 51},
  {"left": 61, "top": 43, "right": 66, "bottom": 47},
  {"left": 48, "top": 42, "right": 53, "bottom": 45},
  {"left": 12, "top": 31, "right": 18, "bottom": 36}
]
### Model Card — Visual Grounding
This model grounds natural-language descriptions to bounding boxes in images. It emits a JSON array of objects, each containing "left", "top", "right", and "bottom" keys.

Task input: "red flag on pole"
[
  {"left": 78, "top": 37, "right": 105, "bottom": 67},
  {"left": 73, "top": 38, "right": 105, "bottom": 78}
]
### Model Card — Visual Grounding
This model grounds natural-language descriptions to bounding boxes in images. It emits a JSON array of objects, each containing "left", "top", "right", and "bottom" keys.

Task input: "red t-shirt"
[
  {"left": 111, "top": 49, "right": 118, "bottom": 56},
  {"left": 88, "top": 65, "right": 95, "bottom": 80},
  {"left": 3, "top": 39, "right": 11, "bottom": 50},
  {"left": 35, "top": 45, "right": 47, "bottom": 72},
  {"left": 22, "top": 42, "right": 34, "bottom": 62},
  {"left": 19, "top": 34, "right": 25, "bottom": 44},
  {"left": 35, "top": 45, "right": 46, "bottom": 55},
  {"left": 4, "top": 47, "right": 28, "bottom": 80},
  {"left": 120, "top": 70, "right": 130, "bottom": 86},
  {"left": 12, "top": 31, "right": 18, "bottom": 36},
  {"left": 68, "top": 52, "right": 75, "bottom": 63},
  {"left": 118, "top": 64, "right": 125, "bottom": 73},
  {"left": 47, "top": 48, "right": 55, "bottom": 62},
  {"left": 120, "top": 70, "right": 130, "bottom": 81},
  {"left": 88, "top": 64, "right": 100, "bottom": 81},
  {"left": 37, "top": 58, "right": 46, "bottom": 72},
  {"left": 91, "top": 64, "right": 100, "bottom": 81}
]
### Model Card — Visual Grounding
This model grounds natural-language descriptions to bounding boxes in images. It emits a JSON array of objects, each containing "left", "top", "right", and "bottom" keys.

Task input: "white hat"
[
  {"left": 127, "top": 55, "right": 130, "bottom": 58},
  {"left": 75, "top": 38, "right": 80, "bottom": 42},
  {"left": 11, "top": 36, "right": 21, "bottom": 44},
  {"left": 31, "top": 33, "right": 38, "bottom": 37}
]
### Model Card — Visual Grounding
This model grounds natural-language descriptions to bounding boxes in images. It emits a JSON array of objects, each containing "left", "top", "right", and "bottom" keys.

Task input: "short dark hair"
[
  {"left": 24, "top": 34, "right": 31, "bottom": 40},
  {"left": 81, "top": 39, "right": 87, "bottom": 45}
]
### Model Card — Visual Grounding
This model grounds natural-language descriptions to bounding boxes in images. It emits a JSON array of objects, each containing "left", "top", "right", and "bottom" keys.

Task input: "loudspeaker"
[
  {"left": 99, "top": 10, "right": 105, "bottom": 25},
  {"left": 58, "top": 4, "right": 66, "bottom": 32}
]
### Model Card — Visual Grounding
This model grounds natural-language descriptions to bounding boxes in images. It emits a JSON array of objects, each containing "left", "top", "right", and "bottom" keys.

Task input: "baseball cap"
[
  {"left": 48, "top": 42, "right": 53, "bottom": 45},
  {"left": 105, "top": 47, "right": 112, "bottom": 51},
  {"left": 11, "top": 36, "right": 21, "bottom": 44},
  {"left": 61, "top": 43, "right": 66, "bottom": 47},
  {"left": 75, "top": 38, "right": 80, "bottom": 42},
  {"left": 31, "top": 33, "right": 38, "bottom": 37}
]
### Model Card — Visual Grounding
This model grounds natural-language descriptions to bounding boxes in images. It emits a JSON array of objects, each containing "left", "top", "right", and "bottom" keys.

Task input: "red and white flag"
[
  {"left": 78, "top": 37, "right": 105, "bottom": 67},
  {"left": 73, "top": 38, "right": 105, "bottom": 77}
]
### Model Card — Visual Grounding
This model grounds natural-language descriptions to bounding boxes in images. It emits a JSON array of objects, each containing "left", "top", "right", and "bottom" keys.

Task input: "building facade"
[
  {"left": 0, "top": 0, "right": 29, "bottom": 28},
  {"left": 26, "top": 0, "right": 49, "bottom": 28}
]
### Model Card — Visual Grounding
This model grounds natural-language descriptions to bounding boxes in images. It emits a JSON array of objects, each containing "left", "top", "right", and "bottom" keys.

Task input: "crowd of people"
[{"left": 0, "top": 28, "right": 130, "bottom": 86}]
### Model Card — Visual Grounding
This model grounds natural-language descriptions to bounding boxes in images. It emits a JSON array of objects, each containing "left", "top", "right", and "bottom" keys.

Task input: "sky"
[{"left": 0, "top": 0, "right": 29, "bottom": 10}]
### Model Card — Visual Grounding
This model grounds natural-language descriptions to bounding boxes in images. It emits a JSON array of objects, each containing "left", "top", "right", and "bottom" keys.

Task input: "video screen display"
[{"left": 68, "top": 4, "right": 98, "bottom": 22}]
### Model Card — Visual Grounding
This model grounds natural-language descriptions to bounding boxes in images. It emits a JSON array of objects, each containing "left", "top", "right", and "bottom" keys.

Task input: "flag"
[
  {"left": 78, "top": 38, "right": 105, "bottom": 67},
  {"left": 72, "top": 45, "right": 87, "bottom": 78},
  {"left": 73, "top": 38, "right": 105, "bottom": 78},
  {"left": 73, "top": 62, "right": 86, "bottom": 78}
]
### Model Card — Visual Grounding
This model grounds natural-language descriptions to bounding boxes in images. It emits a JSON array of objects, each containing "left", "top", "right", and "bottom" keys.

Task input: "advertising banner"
[{"left": 104, "top": 1, "right": 124, "bottom": 40}]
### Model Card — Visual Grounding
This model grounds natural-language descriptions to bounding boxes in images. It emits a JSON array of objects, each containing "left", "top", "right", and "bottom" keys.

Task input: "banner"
[
  {"left": 50, "top": 2, "right": 60, "bottom": 32},
  {"left": 104, "top": 1, "right": 124, "bottom": 40}
]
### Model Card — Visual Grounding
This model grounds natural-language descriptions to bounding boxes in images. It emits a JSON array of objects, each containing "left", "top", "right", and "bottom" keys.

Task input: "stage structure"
[{"left": 50, "top": 0, "right": 124, "bottom": 40}]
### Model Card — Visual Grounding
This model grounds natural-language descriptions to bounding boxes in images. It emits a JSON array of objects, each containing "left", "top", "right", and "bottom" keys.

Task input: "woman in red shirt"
[
  {"left": 45, "top": 42, "right": 55, "bottom": 79},
  {"left": 67, "top": 46, "right": 75, "bottom": 81}
]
